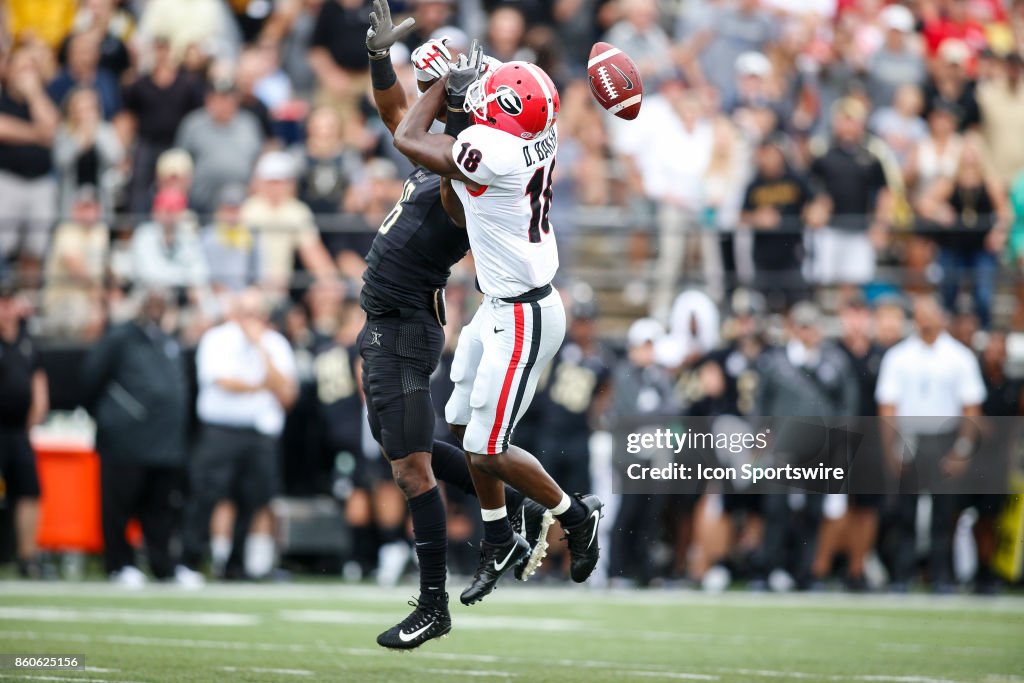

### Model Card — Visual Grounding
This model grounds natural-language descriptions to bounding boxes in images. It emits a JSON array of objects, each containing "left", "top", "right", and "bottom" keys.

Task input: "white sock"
[
  {"left": 244, "top": 533, "right": 275, "bottom": 578},
  {"left": 210, "top": 535, "right": 232, "bottom": 574},
  {"left": 481, "top": 507, "right": 507, "bottom": 522},
  {"left": 550, "top": 492, "right": 571, "bottom": 516}
]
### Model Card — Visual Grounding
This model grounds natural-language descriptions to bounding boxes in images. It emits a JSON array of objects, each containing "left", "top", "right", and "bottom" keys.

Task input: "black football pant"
[{"left": 100, "top": 460, "right": 183, "bottom": 579}]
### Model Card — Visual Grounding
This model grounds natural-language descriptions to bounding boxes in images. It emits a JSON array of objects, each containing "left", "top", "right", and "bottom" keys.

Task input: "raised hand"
[
  {"left": 366, "top": 0, "right": 416, "bottom": 57},
  {"left": 446, "top": 40, "right": 486, "bottom": 102}
]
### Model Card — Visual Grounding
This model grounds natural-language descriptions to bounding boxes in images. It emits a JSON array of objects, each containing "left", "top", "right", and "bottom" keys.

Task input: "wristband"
[
  {"left": 370, "top": 52, "right": 398, "bottom": 91},
  {"left": 444, "top": 100, "right": 471, "bottom": 137}
]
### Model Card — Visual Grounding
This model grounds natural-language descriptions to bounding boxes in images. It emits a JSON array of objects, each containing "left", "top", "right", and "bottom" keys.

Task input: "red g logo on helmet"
[{"left": 465, "top": 62, "right": 559, "bottom": 140}]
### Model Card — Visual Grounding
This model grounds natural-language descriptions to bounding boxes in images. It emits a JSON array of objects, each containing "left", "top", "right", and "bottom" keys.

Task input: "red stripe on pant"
[{"left": 487, "top": 302, "right": 525, "bottom": 454}]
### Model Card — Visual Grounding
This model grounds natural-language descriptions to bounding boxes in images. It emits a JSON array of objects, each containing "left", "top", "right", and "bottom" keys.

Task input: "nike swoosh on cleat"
[
  {"left": 398, "top": 621, "right": 435, "bottom": 642},
  {"left": 493, "top": 545, "right": 518, "bottom": 571},
  {"left": 586, "top": 510, "right": 600, "bottom": 549},
  {"left": 612, "top": 64, "right": 635, "bottom": 90}
]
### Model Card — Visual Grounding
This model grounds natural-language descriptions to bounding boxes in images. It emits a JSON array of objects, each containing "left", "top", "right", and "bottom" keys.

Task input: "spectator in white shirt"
[
  {"left": 131, "top": 187, "right": 209, "bottom": 294},
  {"left": 875, "top": 294, "right": 986, "bottom": 592},
  {"left": 179, "top": 288, "right": 297, "bottom": 583}
]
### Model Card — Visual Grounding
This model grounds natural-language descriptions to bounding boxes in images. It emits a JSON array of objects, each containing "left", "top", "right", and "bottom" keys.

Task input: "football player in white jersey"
[{"left": 394, "top": 43, "right": 604, "bottom": 604}]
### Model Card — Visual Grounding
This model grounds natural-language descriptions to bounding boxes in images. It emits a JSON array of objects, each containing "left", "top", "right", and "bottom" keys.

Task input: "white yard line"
[
  {"left": 419, "top": 668, "right": 516, "bottom": 678},
  {"left": 219, "top": 666, "right": 314, "bottom": 676},
  {"left": 280, "top": 609, "right": 584, "bottom": 632},
  {"left": 721, "top": 669, "right": 983, "bottom": 683},
  {"left": 8, "top": 676, "right": 141, "bottom": 683},
  {"left": 0, "top": 606, "right": 259, "bottom": 626},
  {"left": 0, "top": 581, "right": 1020, "bottom": 614},
  {"left": 617, "top": 671, "right": 719, "bottom": 681}
]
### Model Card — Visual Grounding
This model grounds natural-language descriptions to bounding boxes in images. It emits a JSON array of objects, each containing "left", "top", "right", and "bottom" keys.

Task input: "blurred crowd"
[{"left": 0, "top": 0, "right": 1022, "bottom": 591}]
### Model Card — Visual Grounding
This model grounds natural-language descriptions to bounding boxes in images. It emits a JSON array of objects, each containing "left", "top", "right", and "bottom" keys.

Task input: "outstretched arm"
[
  {"left": 394, "top": 78, "right": 465, "bottom": 179},
  {"left": 366, "top": 0, "right": 416, "bottom": 135}
]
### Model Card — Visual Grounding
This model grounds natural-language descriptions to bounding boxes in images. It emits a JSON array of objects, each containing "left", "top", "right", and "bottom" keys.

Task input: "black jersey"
[{"left": 361, "top": 168, "right": 470, "bottom": 316}]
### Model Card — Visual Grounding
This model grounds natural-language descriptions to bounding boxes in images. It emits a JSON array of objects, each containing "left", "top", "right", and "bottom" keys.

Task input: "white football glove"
[{"left": 412, "top": 37, "right": 453, "bottom": 82}]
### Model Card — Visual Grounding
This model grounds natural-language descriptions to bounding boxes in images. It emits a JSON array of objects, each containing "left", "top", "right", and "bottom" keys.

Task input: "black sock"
[
  {"left": 431, "top": 440, "right": 524, "bottom": 515},
  {"left": 408, "top": 486, "right": 447, "bottom": 599},
  {"left": 431, "top": 441, "right": 474, "bottom": 495},
  {"left": 504, "top": 487, "right": 524, "bottom": 516},
  {"left": 556, "top": 499, "right": 587, "bottom": 529},
  {"left": 483, "top": 515, "right": 513, "bottom": 545}
]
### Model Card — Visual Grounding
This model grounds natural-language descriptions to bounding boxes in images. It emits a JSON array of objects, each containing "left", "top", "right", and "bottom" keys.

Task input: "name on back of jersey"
[{"left": 523, "top": 127, "right": 558, "bottom": 168}]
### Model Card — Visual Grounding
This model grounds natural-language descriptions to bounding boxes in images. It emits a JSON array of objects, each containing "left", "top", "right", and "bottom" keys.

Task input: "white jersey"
[{"left": 451, "top": 123, "right": 559, "bottom": 299}]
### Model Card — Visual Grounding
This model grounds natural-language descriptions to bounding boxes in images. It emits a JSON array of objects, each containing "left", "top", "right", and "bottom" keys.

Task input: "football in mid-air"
[{"left": 587, "top": 42, "right": 643, "bottom": 120}]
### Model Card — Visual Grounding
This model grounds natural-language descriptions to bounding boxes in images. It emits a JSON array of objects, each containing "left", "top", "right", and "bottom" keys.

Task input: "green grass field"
[{"left": 0, "top": 581, "right": 1021, "bottom": 683}]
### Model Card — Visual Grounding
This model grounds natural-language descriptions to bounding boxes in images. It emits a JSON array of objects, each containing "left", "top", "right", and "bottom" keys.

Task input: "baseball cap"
[
  {"left": 255, "top": 151, "right": 296, "bottom": 181},
  {"left": 571, "top": 299, "right": 599, "bottom": 321},
  {"left": 73, "top": 184, "right": 99, "bottom": 205},
  {"left": 939, "top": 39, "right": 971, "bottom": 65},
  {"left": 790, "top": 301, "right": 822, "bottom": 327},
  {"left": 731, "top": 288, "right": 767, "bottom": 317},
  {"left": 156, "top": 148, "right": 193, "bottom": 179},
  {"left": 879, "top": 5, "right": 915, "bottom": 33},
  {"left": 627, "top": 318, "right": 664, "bottom": 348},
  {"left": 735, "top": 51, "right": 772, "bottom": 78},
  {"left": 152, "top": 187, "right": 189, "bottom": 213},
  {"left": 218, "top": 183, "right": 248, "bottom": 207},
  {"left": 209, "top": 74, "right": 238, "bottom": 94}
]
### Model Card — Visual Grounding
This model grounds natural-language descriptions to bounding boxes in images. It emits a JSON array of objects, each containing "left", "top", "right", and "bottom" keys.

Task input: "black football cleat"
[
  {"left": 377, "top": 593, "right": 451, "bottom": 650},
  {"left": 510, "top": 499, "right": 554, "bottom": 581},
  {"left": 563, "top": 493, "right": 604, "bottom": 583},
  {"left": 460, "top": 533, "right": 530, "bottom": 605}
]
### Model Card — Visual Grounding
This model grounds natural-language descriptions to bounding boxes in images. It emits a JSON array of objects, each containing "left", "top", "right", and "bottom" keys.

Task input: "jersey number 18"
[{"left": 525, "top": 161, "right": 554, "bottom": 244}]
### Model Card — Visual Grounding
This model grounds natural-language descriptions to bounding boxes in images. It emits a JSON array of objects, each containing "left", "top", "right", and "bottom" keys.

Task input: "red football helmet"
[{"left": 464, "top": 61, "right": 560, "bottom": 140}]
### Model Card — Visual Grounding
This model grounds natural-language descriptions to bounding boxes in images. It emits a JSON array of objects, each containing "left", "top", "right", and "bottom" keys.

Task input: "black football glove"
[
  {"left": 366, "top": 0, "right": 415, "bottom": 59},
  {"left": 445, "top": 40, "right": 486, "bottom": 107}
]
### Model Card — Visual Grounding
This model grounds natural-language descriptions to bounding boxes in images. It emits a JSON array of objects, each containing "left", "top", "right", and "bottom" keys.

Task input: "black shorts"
[
  {"left": 190, "top": 424, "right": 278, "bottom": 508},
  {"left": 0, "top": 427, "right": 41, "bottom": 500},
  {"left": 359, "top": 309, "right": 445, "bottom": 460}
]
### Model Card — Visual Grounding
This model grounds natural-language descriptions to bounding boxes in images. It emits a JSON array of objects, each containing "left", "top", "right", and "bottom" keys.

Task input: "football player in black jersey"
[{"left": 360, "top": 2, "right": 551, "bottom": 650}]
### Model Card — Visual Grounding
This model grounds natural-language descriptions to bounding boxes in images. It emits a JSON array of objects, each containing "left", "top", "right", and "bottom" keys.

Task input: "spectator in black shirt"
[
  {"left": 0, "top": 48, "right": 60, "bottom": 274},
  {"left": 806, "top": 97, "right": 891, "bottom": 287},
  {"left": 816, "top": 295, "right": 886, "bottom": 591},
  {"left": 118, "top": 36, "right": 205, "bottom": 215},
  {"left": 740, "top": 139, "right": 815, "bottom": 312},
  {"left": 80, "top": 289, "right": 190, "bottom": 586},
  {"left": 58, "top": 0, "right": 132, "bottom": 79},
  {"left": 48, "top": 32, "right": 122, "bottom": 120},
  {"left": 0, "top": 280, "right": 49, "bottom": 579},
  {"left": 923, "top": 40, "right": 981, "bottom": 132},
  {"left": 294, "top": 106, "right": 364, "bottom": 252},
  {"left": 236, "top": 48, "right": 277, "bottom": 142},
  {"left": 981, "top": 330, "right": 1023, "bottom": 417},
  {"left": 308, "top": 0, "right": 373, "bottom": 127},
  {"left": 916, "top": 140, "right": 1009, "bottom": 327}
]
